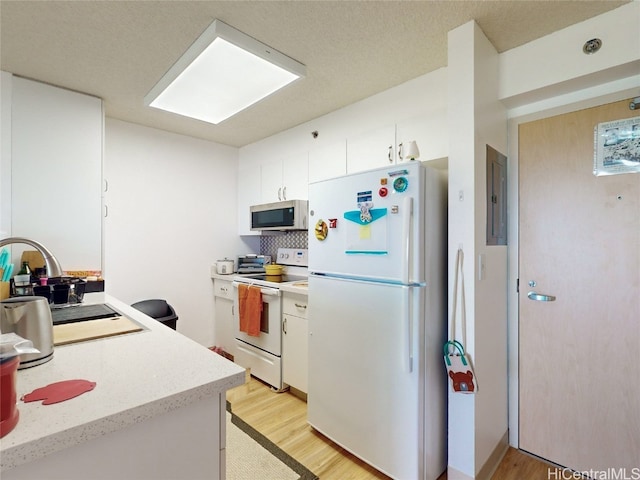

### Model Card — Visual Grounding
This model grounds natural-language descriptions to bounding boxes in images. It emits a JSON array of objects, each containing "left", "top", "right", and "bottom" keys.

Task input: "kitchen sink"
[{"left": 51, "top": 303, "right": 120, "bottom": 325}]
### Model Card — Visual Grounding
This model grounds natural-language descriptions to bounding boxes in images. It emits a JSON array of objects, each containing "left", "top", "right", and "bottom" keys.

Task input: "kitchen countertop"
[
  {"left": 279, "top": 282, "right": 309, "bottom": 295},
  {"left": 0, "top": 292, "right": 245, "bottom": 471}
]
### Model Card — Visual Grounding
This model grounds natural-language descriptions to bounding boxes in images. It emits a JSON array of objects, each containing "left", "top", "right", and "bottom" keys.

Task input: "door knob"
[{"left": 527, "top": 291, "right": 556, "bottom": 302}]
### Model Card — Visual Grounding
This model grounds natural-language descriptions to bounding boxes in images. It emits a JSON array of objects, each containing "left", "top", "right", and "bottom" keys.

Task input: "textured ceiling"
[{"left": 0, "top": 0, "right": 630, "bottom": 147}]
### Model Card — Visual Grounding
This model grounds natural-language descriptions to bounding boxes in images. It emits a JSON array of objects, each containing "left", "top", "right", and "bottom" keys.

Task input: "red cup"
[{"left": 0, "top": 356, "right": 20, "bottom": 438}]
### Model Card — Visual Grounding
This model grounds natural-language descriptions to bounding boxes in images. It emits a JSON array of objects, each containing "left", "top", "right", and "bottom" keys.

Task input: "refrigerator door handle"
[
  {"left": 401, "top": 196, "right": 413, "bottom": 285},
  {"left": 402, "top": 286, "right": 413, "bottom": 373}
]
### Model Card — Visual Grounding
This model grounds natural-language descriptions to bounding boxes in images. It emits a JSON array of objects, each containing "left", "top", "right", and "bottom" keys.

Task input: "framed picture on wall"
[{"left": 593, "top": 116, "right": 640, "bottom": 176}]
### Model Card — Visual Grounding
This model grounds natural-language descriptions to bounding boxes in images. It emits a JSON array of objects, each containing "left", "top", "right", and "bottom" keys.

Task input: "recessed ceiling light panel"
[{"left": 144, "top": 20, "right": 306, "bottom": 124}]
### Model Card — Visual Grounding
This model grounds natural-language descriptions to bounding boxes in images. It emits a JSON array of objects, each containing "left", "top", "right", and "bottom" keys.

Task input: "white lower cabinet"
[
  {"left": 282, "top": 292, "right": 309, "bottom": 393},
  {"left": 213, "top": 278, "right": 236, "bottom": 358}
]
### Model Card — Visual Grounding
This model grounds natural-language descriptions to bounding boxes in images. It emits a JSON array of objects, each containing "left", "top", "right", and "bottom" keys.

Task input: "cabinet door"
[
  {"left": 11, "top": 77, "right": 103, "bottom": 271},
  {"left": 395, "top": 114, "right": 448, "bottom": 164},
  {"left": 283, "top": 292, "right": 309, "bottom": 318},
  {"left": 346, "top": 124, "right": 396, "bottom": 174},
  {"left": 282, "top": 314, "right": 308, "bottom": 393},
  {"left": 237, "top": 157, "right": 261, "bottom": 235},
  {"left": 214, "top": 297, "right": 235, "bottom": 357},
  {"left": 213, "top": 279, "right": 235, "bottom": 356},
  {"left": 260, "top": 157, "right": 284, "bottom": 203},
  {"left": 308, "top": 139, "right": 347, "bottom": 183},
  {"left": 282, "top": 152, "right": 309, "bottom": 200}
]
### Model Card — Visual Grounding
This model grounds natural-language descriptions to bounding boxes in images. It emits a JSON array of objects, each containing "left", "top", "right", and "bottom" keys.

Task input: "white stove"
[
  {"left": 231, "top": 248, "right": 307, "bottom": 392},
  {"left": 236, "top": 272, "right": 307, "bottom": 286}
]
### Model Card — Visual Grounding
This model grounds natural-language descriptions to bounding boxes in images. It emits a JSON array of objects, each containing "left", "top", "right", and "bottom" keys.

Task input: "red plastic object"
[
  {"left": 1, "top": 356, "right": 21, "bottom": 438},
  {"left": 22, "top": 379, "right": 96, "bottom": 405}
]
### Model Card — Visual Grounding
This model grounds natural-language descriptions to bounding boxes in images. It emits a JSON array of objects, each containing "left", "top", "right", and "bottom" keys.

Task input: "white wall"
[
  {"left": 104, "top": 119, "right": 257, "bottom": 346},
  {"left": 0, "top": 71, "right": 12, "bottom": 238},
  {"left": 499, "top": 1, "right": 640, "bottom": 109},
  {"left": 446, "top": 21, "right": 509, "bottom": 480}
]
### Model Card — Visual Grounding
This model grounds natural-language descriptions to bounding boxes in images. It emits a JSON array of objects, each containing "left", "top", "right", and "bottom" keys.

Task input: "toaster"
[{"left": 236, "top": 255, "right": 271, "bottom": 273}]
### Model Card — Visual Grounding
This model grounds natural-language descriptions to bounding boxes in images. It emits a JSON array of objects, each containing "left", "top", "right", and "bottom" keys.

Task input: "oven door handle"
[{"left": 232, "top": 281, "right": 281, "bottom": 297}]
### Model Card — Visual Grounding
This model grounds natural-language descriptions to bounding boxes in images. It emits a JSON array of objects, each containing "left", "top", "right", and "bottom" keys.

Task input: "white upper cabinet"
[
  {"left": 283, "top": 153, "right": 309, "bottom": 201},
  {"left": 260, "top": 157, "right": 283, "bottom": 203},
  {"left": 308, "top": 139, "right": 347, "bottom": 184},
  {"left": 10, "top": 77, "right": 103, "bottom": 271},
  {"left": 346, "top": 124, "right": 396, "bottom": 174},
  {"left": 261, "top": 152, "right": 308, "bottom": 203},
  {"left": 238, "top": 151, "right": 309, "bottom": 234},
  {"left": 395, "top": 114, "right": 448, "bottom": 165},
  {"left": 346, "top": 117, "right": 448, "bottom": 175},
  {"left": 237, "top": 156, "right": 262, "bottom": 235},
  {"left": 237, "top": 115, "right": 446, "bottom": 235}
]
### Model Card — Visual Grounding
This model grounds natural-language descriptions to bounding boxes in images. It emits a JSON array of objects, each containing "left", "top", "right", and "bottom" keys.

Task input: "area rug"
[{"left": 226, "top": 404, "right": 319, "bottom": 480}]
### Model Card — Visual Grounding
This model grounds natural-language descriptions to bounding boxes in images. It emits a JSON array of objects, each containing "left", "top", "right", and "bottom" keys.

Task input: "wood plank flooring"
[{"left": 226, "top": 373, "right": 552, "bottom": 479}]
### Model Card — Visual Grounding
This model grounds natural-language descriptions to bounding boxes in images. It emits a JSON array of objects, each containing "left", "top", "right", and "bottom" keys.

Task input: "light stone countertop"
[
  {"left": 0, "top": 292, "right": 246, "bottom": 471},
  {"left": 278, "top": 282, "right": 309, "bottom": 295}
]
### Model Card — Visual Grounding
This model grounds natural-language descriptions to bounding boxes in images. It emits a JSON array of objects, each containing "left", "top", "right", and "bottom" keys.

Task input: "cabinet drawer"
[
  {"left": 213, "top": 280, "right": 234, "bottom": 299},
  {"left": 283, "top": 293, "right": 308, "bottom": 318}
]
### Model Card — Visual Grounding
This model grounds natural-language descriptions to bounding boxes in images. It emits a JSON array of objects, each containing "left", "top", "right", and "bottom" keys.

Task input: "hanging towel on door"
[{"left": 238, "top": 284, "right": 262, "bottom": 337}]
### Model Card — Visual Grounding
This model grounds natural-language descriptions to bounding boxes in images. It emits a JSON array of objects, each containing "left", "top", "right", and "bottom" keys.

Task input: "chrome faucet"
[{"left": 0, "top": 237, "right": 64, "bottom": 277}]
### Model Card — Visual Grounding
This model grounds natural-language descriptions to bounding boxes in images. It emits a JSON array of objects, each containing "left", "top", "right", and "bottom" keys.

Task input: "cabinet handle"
[
  {"left": 278, "top": 187, "right": 282, "bottom": 201},
  {"left": 388, "top": 145, "right": 393, "bottom": 163},
  {"left": 282, "top": 186, "right": 287, "bottom": 200},
  {"left": 398, "top": 142, "right": 403, "bottom": 162},
  {"left": 294, "top": 303, "right": 307, "bottom": 309},
  {"left": 282, "top": 317, "right": 287, "bottom": 334}
]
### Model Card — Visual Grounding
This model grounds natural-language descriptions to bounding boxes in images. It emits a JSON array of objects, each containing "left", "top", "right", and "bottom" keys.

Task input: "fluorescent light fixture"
[{"left": 144, "top": 19, "right": 306, "bottom": 124}]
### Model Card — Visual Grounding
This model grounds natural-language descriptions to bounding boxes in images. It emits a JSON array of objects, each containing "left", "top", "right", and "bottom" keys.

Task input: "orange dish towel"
[{"left": 238, "top": 284, "right": 262, "bottom": 337}]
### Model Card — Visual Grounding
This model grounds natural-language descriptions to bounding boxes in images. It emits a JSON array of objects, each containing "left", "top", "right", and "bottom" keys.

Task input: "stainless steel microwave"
[{"left": 250, "top": 199, "right": 308, "bottom": 231}]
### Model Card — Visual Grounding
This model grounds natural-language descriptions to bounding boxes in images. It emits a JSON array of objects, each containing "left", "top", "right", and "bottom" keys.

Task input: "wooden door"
[{"left": 519, "top": 99, "right": 640, "bottom": 472}]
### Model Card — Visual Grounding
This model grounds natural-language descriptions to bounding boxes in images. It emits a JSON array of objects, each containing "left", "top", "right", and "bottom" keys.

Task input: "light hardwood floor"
[{"left": 226, "top": 373, "right": 553, "bottom": 479}]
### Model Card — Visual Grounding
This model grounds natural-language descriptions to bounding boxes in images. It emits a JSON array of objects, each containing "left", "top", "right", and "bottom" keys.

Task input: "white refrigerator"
[{"left": 307, "top": 161, "right": 447, "bottom": 480}]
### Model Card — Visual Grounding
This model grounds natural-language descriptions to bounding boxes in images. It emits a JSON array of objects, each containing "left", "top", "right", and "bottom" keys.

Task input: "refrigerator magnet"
[
  {"left": 315, "top": 220, "right": 328, "bottom": 241},
  {"left": 393, "top": 177, "right": 408, "bottom": 192}
]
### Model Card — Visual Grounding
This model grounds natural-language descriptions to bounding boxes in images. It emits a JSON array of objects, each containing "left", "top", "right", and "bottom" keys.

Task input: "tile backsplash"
[{"left": 260, "top": 231, "right": 308, "bottom": 261}]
